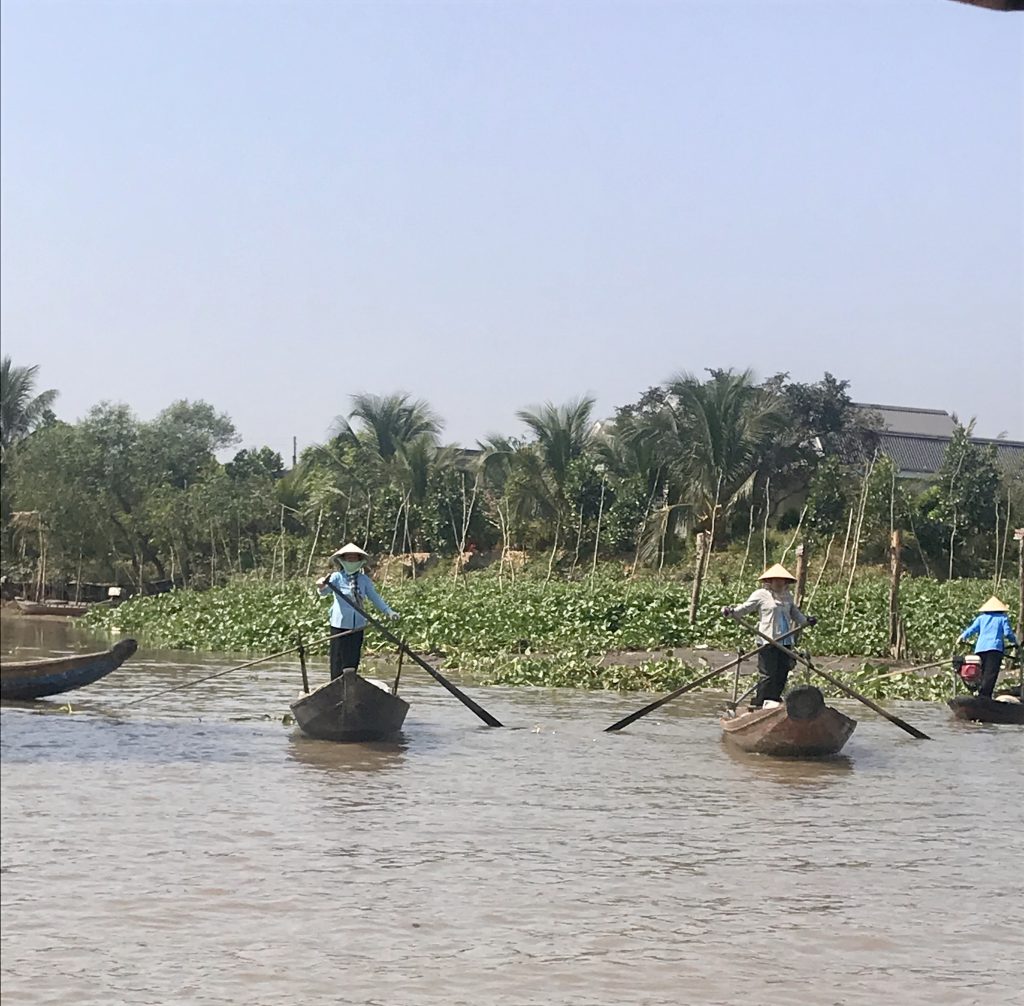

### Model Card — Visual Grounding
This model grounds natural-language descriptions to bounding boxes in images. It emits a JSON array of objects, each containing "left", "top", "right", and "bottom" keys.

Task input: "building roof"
[
  {"left": 855, "top": 403, "right": 955, "bottom": 437},
  {"left": 876, "top": 432, "right": 1024, "bottom": 478},
  {"left": 853, "top": 403, "right": 1023, "bottom": 478}
]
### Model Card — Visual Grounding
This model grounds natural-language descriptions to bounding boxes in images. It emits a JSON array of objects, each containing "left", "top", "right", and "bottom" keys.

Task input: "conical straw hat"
[
  {"left": 758, "top": 563, "right": 796, "bottom": 582},
  {"left": 978, "top": 595, "right": 1009, "bottom": 613},
  {"left": 331, "top": 542, "right": 369, "bottom": 559}
]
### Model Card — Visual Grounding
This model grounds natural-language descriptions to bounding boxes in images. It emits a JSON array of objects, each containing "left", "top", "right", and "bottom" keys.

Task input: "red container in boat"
[{"left": 959, "top": 654, "right": 983, "bottom": 687}]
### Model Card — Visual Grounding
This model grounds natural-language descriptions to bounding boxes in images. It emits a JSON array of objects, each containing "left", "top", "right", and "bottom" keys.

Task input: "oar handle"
[
  {"left": 729, "top": 614, "right": 930, "bottom": 741},
  {"left": 323, "top": 577, "right": 503, "bottom": 727}
]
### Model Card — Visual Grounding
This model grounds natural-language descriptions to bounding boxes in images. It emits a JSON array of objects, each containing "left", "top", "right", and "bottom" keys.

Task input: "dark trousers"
[
  {"left": 755, "top": 645, "right": 797, "bottom": 706},
  {"left": 978, "top": 650, "right": 1003, "bottom": 699},
  {"left": 329, "top": 629, "right": 365, "bottom": 680}
]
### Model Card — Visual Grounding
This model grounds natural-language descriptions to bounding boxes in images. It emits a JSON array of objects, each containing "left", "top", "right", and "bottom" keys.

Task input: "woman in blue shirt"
[
  {"left": 316, "top": 543, "right": 399, "bottom": 679},
  {"left": 959, "top": 596, "right": 1019, "bottom": 698}
]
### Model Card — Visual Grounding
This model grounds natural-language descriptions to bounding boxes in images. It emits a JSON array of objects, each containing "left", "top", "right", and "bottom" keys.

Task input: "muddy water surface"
[{"left": 1, "top": 616, "right": 1021, "bottom": 1005}]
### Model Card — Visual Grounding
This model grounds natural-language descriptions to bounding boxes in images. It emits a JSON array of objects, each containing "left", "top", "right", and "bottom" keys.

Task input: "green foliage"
[
  {"left": 84, "top": 569, "right": 1001, "bottom": 687},
  {"left": 4, "top": 368, "right": 1021, "bottom": 595},
  {"left": 914, "top": 423, "right": 1002, "bottom": 577},
  {"left": 0, "top": 356, "right": 58, "bottom": 458}
]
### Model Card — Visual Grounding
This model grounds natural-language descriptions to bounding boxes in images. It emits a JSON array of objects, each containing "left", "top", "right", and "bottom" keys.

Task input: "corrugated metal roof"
[
  {"left": 855, "top": 403, "right": 956, "bottom": 437},
  {"left": 878, "top": 432, "right": 1024, "bottom": 478}
]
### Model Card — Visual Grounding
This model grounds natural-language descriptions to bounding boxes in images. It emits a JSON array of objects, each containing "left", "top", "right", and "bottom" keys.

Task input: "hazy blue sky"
[{"left": 2, "top": 0, "right": 1022, "bottom": 461}]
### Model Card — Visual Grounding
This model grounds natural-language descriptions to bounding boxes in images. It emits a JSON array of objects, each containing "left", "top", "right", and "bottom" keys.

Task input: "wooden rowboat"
[
  {"left": 1, "top": 638, "right": 138, "bottom": 700},
  {"left": 290, "top": 670, "right": 409, "bottom": 742},
  {"left": 721, "top": 685, "right": 856, "bottom": 757},
  {"left": 14, "top": 598, "right": 102, "bottom": 617},
  {"left": 948, "top": 694, "right": 1024, "bottom": 725}
]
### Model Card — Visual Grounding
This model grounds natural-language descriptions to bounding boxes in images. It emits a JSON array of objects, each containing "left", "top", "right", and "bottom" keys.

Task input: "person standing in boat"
[
  {"left": 316, "top": 543, "right": 400, "bottom": 679},
  {"left": 722, "top": 563, "right": 816, "bottom": 709},
  {"left": 958, "top": 596, "right": 1018, "bottom": 699}
]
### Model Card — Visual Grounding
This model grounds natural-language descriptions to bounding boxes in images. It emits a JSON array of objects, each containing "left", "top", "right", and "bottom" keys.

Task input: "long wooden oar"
[
  {"left": 604, "top": 628, "right": 795, "bottom": 732},
  {"left": 880, "top": 658, "right": 949, "bottom": 679},
  {"left": 123, "top": 628, "right": 356, "bottom": 707},
  {"left": 730, "top": 615, "right": 930, "bottom": 740},
  {"left": 324, "top": 579, "right": 502, "bottom": 727}
]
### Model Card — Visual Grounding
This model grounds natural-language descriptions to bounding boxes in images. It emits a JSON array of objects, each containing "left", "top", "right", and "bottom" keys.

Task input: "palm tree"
[
  {"left": 331, "top": 392, "right": 442, "bottom": 462},
  {"left": 660, "top": 369, "right": 785, "bottom": 545},
  {"left": 515, "top": 397, "right": 601, "bottom": 572},
  {"left": 328, "top": 392, "right": 448, "bottom": 557},
  {"left": 0, "top": 357, "right": 57, "bottom": 459},
  {"left": 516, "top": 397, "right": 597, "bottom": 492}
]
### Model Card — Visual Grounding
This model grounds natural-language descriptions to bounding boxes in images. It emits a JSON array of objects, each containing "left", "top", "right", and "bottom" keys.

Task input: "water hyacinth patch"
[{"left": 82, "top": 568, "right": 1013, "bottom": 695}]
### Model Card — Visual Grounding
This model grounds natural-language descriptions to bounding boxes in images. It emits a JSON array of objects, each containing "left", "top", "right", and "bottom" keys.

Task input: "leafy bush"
[{"left": 85, "top": 567, "right": 1008, "bottom": 683}]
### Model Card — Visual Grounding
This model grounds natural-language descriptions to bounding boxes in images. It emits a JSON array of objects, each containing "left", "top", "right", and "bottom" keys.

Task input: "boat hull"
[
  {"left": 948, "top": 695, "right": 1024, "bottom": 725},
  {"left": 15, "top": 599, "right": 95, "bottom": 617},
  {"left": 290, "top": 671, "right": 409, "bottom": 742},
  {"left": 0, "top": 638, "right": 138, "bottom": 700},
  {"left": 721, "top": 685, "right": 856, "bottom": 757}
]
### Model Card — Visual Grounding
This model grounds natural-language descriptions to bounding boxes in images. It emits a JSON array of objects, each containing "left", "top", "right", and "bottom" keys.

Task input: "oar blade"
[{"left": 605, "top": 697, "right": 668, "bottom": 732}]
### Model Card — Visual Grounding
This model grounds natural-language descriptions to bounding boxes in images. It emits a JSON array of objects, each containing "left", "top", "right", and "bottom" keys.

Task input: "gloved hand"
[
  {"left": 805, "top": 615, "right": 818, "bottom": 627},
  {"left": 388, "top": 611, "right": 401, "bottom": 622},
  {"left": 721, "top": 606, "right": 734, "bottom": 618}
]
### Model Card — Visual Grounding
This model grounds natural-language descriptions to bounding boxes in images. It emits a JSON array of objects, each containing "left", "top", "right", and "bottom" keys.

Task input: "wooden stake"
[
  {"left": 393, "top": 641, "right": 404, "bottom": 695},
  {"left": 298, "top": 635, "right": 309, "bottom": 694},
  {"left": 1016, "top": 527, "right": 1024, "bottom": 632},
  {"left": 888, "top": 530, "right": 904, "bottom": 659},
  {"left": 688, "top": 531, "right": 707, "bottom": 624}
]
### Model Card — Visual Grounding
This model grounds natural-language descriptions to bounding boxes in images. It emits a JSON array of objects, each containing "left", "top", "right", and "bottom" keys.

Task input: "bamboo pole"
[
  {"left": 545, "top": 518, "right": 560, "bottom": 585},
  {"left": 807, "top": 533, "right": 834, "bottom": 609},
  {"left": 703, "top": 474, "right": 722, "bottom": 580},
  {"left": 739, "top": 499, "right": 755, "bottom": 583},
  {"left": 842, "top": 457, "right": 874, "bottom": 631},
  {"left": 569, "top": 499, "right": 585, "bottom": 579},
  {"left": 590, "top": 476, "right": 606, "bottom": 583},
  {"left": 888, "top": 530, "right": 904, "bottom": 659},
  {"left": 794, "top": 542, "right": 809, "bottom": 609},
  {"left": 761, "top": 476, "right": 771, "bottom": 568},
  {"left": 305, "top": 507, "right": 324, "bottom": 577},
  {"left": 780, "top": 506, "right": 807, "bottom": 566},
  {"left": 688, "top": 531, "right": 708, "bottom": 624},
  {"left": 839, "top": 507, "right": 855, "bottom": 579},
  {"left": 1016, "top": 528, "right": 1024, "bottom": 632}
]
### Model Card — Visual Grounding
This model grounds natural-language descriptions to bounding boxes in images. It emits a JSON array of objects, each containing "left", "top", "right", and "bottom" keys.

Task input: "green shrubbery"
[{"left": 82, "top": 566, "right": 1012, "bottom": 698}]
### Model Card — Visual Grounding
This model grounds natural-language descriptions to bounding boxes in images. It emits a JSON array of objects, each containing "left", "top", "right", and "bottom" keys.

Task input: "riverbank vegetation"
[
  {"left": 4, "top": 356, "right": 1022, "bottom": 683},
  {"left": 79, "top": 567, "right": 1016, "bottom": 701}
]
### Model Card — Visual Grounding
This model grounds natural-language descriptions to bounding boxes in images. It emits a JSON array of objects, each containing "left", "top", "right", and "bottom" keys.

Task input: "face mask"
[{"left": 340, "top": 560, "right": 364, "bottom": 574}]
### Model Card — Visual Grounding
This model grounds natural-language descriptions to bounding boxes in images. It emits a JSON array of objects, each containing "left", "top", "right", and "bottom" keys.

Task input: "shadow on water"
[
  {"left": 285, "top": 731, "right": 409, "bottom": 775},
  {"left": 720, "top": 739, "right": 855, "bottom": 785}
]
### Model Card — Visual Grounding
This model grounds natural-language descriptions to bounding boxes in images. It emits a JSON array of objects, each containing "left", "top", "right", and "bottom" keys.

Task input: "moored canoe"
[
  {"left": 14, "top": 599, "right": 101, "bottom": 617},
  {"left": 1, "top": 638, "right": 138, "bottom": 700}
]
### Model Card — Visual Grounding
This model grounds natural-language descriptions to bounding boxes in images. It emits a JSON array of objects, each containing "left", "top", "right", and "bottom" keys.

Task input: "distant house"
[{"left": 854, "top": 403, "right": 1024, "bottom": 479}]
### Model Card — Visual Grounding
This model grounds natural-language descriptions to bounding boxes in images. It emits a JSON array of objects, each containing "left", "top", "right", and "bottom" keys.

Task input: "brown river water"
[{"left": 1, "top": 615, "right": 1021, "bottom": 1006}]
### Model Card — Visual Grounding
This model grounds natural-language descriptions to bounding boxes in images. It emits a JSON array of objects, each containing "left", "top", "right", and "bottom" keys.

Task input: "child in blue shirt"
[{"left": 959, "top": 596, "right": 1019, "bottom": 698}]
